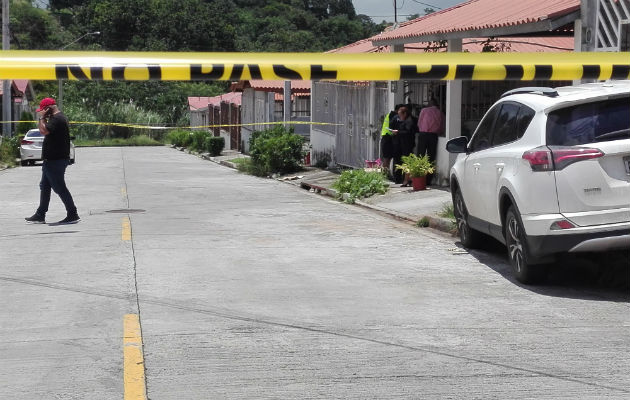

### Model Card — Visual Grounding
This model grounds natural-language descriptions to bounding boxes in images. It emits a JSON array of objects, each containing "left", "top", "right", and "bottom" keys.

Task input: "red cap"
[{"left": 36, "top": 97, "right": 56, "bottom": 112}]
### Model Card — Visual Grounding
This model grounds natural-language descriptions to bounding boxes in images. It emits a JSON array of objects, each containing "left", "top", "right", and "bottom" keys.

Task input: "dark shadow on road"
[
  {"left": 456, "top": 234, "right": 630, "bottom": 303},
  {"left": 0, "top": 230, "right": 80, "bottom": 239}
]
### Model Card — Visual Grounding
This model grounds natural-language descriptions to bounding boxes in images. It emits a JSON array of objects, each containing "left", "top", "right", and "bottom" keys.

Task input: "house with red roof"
[
  {"left": 310, "top": 0, "right": 629, "bottom": 183},
  {"left": 0, "top": 79, "right": 36, "bottom": 135},
  {"left": 230, "top": 80, "right": 311, "bottom": 153},
  {"left": 188, "top": 92, "right": 243, "bottom": 150}
]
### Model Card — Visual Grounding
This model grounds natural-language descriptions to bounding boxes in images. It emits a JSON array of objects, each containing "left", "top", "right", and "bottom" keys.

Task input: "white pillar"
[
  {"left": 440, "top": 38, "right": 463, "bottom": 186},
  {"left": 388, "top": 44, "right": 405, "bottom": 110},
  {"left": 367, "top": 81, "right": 376, "bottom": 160}
]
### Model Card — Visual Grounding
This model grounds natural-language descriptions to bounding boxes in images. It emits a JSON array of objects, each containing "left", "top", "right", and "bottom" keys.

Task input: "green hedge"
[
  {"left": 206, "top": 136, "right": 225, "bottom": 156},
  {"left": 0, "top": 136, "right": 21, "bottom": 166},
  {"left": 190, "top": 130, "right": 208, "bottom": 151},
  {"left": 167, "top": 129, "right": 193, "bottom": 148},
  {"left": 249, "top": 126, "right": 304, "bottom": 176}
]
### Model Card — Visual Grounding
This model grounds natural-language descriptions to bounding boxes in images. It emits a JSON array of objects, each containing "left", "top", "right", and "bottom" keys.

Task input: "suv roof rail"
[{"left": 501, "top": 87, "right": 559, "bottom": 98}]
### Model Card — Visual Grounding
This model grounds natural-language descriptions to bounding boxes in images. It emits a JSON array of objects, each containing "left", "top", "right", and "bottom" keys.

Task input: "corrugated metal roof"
[
  {"left": 13, "top": 80, "right": 29, "bottom": 95},
  {"left": 189, "top": 93, "right": 243, "bottom": 111},
  {"left": 248, "top": 80, "right": 311, "bottom": 93},
  {"left": 330, "top": 36, "right": 573, "bottom": 54},
  {"left": 372, "top": 0, "right": 580, "bottom": 43},
  {"left": 188, "top": 96, "right": 210, "bottom": 111},
  {"left": 0, "top": 79, "right": 29, "bottom": 96},
  {"left": 208, "top": 92, "right": 242, "bottom": 107}
]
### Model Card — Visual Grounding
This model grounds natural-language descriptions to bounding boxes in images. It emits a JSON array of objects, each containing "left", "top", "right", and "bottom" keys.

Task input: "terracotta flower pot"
[{"left": 411, "top": 175, "right": 427, "bottom": 191}]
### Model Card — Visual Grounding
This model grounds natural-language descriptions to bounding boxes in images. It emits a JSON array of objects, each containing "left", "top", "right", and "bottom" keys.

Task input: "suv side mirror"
[{"left": 446, "top": 136, "right": 469, "bottom": 154}]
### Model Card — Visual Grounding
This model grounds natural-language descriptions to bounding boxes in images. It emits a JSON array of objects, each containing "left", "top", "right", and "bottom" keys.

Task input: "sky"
[{"left": 353, "top": 0, "right": 464, "bottom": 23}]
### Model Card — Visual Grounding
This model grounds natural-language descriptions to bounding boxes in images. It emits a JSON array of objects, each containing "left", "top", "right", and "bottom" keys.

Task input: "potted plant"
[{"left": 395, "top": 154, "right": 435, "bottom": 191}]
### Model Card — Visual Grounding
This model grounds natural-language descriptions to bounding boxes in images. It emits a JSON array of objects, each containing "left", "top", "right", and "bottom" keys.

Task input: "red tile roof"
[
  {"left": 372, "top": 0, "right": 580, "bottom": 44},
  {"left": 13, "top": 80, "right": 30, "bottom": 95},
  {"left": 0, "top": 79, "right": 30, "bottom": 96},
  {"left": 188, "top": 96, "right": 211, "bottom": 111},
  {"left": 189, "top": 92, "right": 243, "bottom": 111},
  {"left": 330, "top": 36, "right": 574, "bottom": 54},
  {"left": 208, "top": 92, "right": 242, "bottom": 107},
  {"left": 248, "top": 80, "right": 311, "bottom": 93}
]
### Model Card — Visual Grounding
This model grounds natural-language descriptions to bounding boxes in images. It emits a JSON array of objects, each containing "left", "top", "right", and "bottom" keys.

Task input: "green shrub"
[
  {"left": 17, "top": 112, "right": 36, "bottom": 135},
  {"left": 0, "top": 135, "right": 21, "bottom": 166},
  {"left": 249, "top": 126, "right": 304, "bottom": 176},
  {"left": 167, "top": 129, "right": 192, "bottom": 147},
  {"left": 74, "top": 135, "right": 162, "bottom": 147},
  {"left": 331, "top": 169, "right": 389, "bottom": 204},
  {"left": 206, "top": 136, "right": 225, "bottom": 156},
  {"left": 190, "top": 130, "right": 209, "bottom": 151}
]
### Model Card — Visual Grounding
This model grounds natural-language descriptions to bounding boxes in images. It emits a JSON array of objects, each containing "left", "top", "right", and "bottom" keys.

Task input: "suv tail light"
[
  {"left": 21, "top": 139, "right": 34, "bottom": 145},
  {"left": 522, "top": 146, "right": 604, "bottom": 171}
]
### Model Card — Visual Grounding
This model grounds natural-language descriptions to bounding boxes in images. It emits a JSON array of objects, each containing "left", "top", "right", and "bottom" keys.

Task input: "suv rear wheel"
[
  {"left": 453, "top": 188, "right": 482, "bottom": 248},
  {"left": 505, "top": 206, "right": 546, "bottom": 284}
]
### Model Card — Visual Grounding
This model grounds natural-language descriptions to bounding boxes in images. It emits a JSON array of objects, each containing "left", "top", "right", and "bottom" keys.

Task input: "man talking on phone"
[{"left": 25, "top": 97, "right": 80, "bottom": 225}]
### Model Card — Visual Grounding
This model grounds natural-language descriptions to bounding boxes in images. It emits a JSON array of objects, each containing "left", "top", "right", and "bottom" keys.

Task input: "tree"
[{"left": 9, "top": 0, "right": 71, "bottom": 49}]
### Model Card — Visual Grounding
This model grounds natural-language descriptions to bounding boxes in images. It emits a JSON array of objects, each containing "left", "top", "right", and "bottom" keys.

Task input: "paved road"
[{"left": 1, "top": 147, "right": 628, "bottom": 399}]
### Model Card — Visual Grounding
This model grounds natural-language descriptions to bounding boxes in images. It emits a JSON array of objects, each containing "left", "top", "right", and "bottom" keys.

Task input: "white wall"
[
  {"left": 189, "top": 108, "right": 207, "bottom": 130},
  {"left": 309, "top": 128, "right": 336, "bottom": 167}
]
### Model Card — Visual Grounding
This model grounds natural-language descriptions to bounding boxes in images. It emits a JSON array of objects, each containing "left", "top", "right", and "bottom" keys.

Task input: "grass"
[
  {"left": 228, "top": 158, "right": 249, "bottom": 166},
  {"left": 416, "top": 217, "right": 430, "bottom": 228},
  {"left": 74, "top": 135, "right": 163, "bottom": 147},
  {"left": 438, "top": 202, "right": 455, "bottom": 221},
  {"left": 438, "top": 201, "right": 458, "bottom": 233},
  {"left": 331, "top": 169, "right": 389, "bottom": 204}
]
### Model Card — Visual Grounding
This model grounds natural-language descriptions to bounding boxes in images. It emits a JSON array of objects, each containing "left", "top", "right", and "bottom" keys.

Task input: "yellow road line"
[
  {"left": 122, "top": 217, "right": 132, "bottom": 241},
  {"left": 124, "top": 314, "right": 147, "bottom": 400}
]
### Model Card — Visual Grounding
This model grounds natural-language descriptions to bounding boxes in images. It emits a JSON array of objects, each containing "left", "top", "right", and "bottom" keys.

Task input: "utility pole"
[
  {"left": 2, "top": 0, "right": 11, "bottom": 138},
  {"left": 394, "top": 0, "right": 398, "bottom": 24},
  {"left": 283, "top": 81, "right": 291, "bottom": 126}
]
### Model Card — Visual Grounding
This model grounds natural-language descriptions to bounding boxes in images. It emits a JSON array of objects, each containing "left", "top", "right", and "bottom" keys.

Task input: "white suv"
[{"left": 446, "top": 81, "right": 630, "bottom": 283}]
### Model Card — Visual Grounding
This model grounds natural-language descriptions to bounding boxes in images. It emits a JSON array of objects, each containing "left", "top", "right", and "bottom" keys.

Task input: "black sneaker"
[
  {"left": 56, "top": 214, "right": 80, "bottom": 224},
  {"left": 25, "top": 214, "right": 46, "bottom": 224}
]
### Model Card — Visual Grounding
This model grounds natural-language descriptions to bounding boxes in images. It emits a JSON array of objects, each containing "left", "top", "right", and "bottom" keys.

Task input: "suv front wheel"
[
  {"left": 505, "top": 206, "right": 546, "bottom": 284},
  {"left": 453, "top": 188, "right": 482, "bottom": 248}
]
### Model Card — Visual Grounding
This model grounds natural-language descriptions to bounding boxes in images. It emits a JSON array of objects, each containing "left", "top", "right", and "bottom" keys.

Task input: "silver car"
[{"left": 20, "top": 128, "right": 75, "bottom": 166}]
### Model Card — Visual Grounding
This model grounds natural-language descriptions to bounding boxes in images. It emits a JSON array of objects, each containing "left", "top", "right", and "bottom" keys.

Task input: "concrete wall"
[{"left": 310, "top": 127, "right": 336, "bottom": 167}]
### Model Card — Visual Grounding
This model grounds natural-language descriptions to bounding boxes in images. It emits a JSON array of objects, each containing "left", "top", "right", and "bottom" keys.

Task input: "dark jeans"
[
  {"left": 415, "top": 132, "right": 439, "bottom": 185},
  {"left": 36, "top": 159, "right": 77, "bottom": 217}
]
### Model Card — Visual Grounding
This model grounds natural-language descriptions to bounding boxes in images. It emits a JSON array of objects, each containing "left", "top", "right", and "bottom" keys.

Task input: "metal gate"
[{"left": 312, "top": 81, "right": 388, "bottom": 168}]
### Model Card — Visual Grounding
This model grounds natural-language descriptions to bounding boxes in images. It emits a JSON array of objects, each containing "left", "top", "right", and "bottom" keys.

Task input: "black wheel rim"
[
  {"left": 507, "top": 216, "right": 524, "bottom": 273},
  {"left": 455, "top": 194, "right": 469, "bottom": 242}
]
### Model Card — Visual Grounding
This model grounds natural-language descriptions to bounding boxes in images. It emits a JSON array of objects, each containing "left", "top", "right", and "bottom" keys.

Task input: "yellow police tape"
[
  {"left": 0, "top": 50, "right": 628, "bottom": 81},
  {"left": 0, "top": 120, "right": 343, "bottom": 130}
]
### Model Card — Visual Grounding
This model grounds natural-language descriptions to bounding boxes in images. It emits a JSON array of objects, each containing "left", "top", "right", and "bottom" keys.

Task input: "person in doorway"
[
  {"left": 25, "top": 98, "right": 80, "bottom": 225},
  {"left": 390, "top": 105, "right": 416, "bottom": 185},
  {"left": 416, "top": 98, "right": 445, "bottom": 186},
  {"left": 380, "top": 105, "right": 401, "bottom": 178}
]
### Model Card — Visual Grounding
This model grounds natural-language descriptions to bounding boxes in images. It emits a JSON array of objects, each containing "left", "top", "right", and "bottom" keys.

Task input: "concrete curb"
[
  {"left": 300, "top": 180, "right": 457, "bottom": 236},
  {"left": 180, "top": 146, "right": 457, "bottom": 237}
]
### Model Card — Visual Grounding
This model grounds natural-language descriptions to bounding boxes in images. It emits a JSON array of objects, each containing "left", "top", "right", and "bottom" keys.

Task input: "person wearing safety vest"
[{"left": 380, "top": 105, "right": 400, "bottom": 178}]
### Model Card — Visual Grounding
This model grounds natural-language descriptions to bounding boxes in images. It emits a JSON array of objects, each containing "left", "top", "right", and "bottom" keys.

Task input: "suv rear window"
[{"left": 546, "top": 96, "right": 630, "bottom": 145}]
